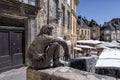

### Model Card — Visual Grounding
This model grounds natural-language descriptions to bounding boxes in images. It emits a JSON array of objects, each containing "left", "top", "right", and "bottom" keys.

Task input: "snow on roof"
[
  {"left": 76, "top": 45, "right": 94, "bottom": 49},
  {"left": 77, "top": 40, "right": 101, "bottom": 45},
  {"left": 74, "top": 47, "right": 82, "bottom": 51},
  {"left": 96, "top": 49, "right": 120, "bottom": 68}
]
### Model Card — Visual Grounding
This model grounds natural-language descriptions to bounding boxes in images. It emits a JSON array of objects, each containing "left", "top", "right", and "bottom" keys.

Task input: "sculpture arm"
[
  {"left": 45, "top": 35, "right": 70, "bottom": 60},
  {"left": 52, "top": 39, "right": 70, "bottom": 60}
]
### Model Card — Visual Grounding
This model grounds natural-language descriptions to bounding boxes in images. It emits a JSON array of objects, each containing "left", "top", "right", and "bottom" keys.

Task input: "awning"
[
  {"left": 97, "top": 42, "right": 117, "bottom": 47},
  {"left": 74, "top": 47, "right": 82, "bottom": 51},
  {"left": 77, "top": 40, "right": 101, "bottom": 45},
  {"left": 96, "top": 49, "right": 120, "bottom": 69},
  {"left": 76, "top": 45, "right": 94, "bottom": 49}
]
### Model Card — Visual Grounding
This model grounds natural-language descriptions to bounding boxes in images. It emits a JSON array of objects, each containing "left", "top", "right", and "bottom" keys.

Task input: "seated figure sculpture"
[{"left": 27, "top": 25, "right": 70, "bottom": 70}]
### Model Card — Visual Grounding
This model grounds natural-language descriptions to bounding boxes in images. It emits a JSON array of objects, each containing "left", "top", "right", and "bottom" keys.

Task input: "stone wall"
[{"left": 27, "top": 67, "right": 117, "bottom": 80}]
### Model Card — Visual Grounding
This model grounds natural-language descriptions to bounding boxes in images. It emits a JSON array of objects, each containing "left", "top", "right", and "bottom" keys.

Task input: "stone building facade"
[
  {"left": 89, "top": 20, "right": 100, "bottom": 40},
  {"left": 37, "top": 0, "right": 73, "bottom": 38},
  {"left": 0, "top": 0, "right": 40, "bottom": 71},
  {"left": 101, "top": 23, "right": 116, "bottom": 42},
  {"left": 71, "top": 0, "right": 79, "bottom": 58},
  {"left": 77, "top": 16, "right": 91, "bottom": 40},
  {"left": 39, "top": 0, "right": 79, "bottom": 58},
  {"left": 47, "top": 0, "right": 72, "bottom": 38},
  {"left": 0, "top": 0, "right": 79, "bottom": 72},
  {"left": 100, "top": 18, "right": 120, "bottom": 42},
  {"left": 111, "top": 18, "right": 120, "bottom": 41}
]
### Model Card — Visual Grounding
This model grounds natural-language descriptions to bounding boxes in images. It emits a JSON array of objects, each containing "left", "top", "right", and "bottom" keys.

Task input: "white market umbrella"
[
  {"left": 97, "top": 42, "right": 117, "bottom": 48},
  {"left": 77, "top": 40, "right": 102, "bottom": 45},
  {"left": 76, "top": 45, "right": 94, "bottom": 49},
  {"left": 96, "top": 49, "right": 120, "bottom": 79},
  {"left": 74, "top": 47, "right": 82, "bottom": 51}
]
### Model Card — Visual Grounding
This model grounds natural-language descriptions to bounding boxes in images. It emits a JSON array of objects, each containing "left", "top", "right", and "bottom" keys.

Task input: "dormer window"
[{"left": 115, "top": 21, "right": 118, "bottom": 25}]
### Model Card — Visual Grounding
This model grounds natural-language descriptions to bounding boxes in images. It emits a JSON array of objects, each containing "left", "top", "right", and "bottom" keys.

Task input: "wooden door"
[
  {"left": 11, "top": 31, "right": 23, "bottom": 66},
  {"left": 0, "top": 31, "right": 12, "bottom": 71},
  {"left": 0, "top": 30, "right": 24, "bottom": 72}
]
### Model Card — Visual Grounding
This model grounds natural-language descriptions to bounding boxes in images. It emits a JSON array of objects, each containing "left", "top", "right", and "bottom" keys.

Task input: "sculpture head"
[{"left": 38, "top": 25, "right": 54, "bottom": 36}]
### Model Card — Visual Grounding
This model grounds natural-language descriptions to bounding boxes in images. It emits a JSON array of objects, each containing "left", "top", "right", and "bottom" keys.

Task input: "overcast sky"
[{"left": 77, "top": 0, "right": 120, "bottom": 25}]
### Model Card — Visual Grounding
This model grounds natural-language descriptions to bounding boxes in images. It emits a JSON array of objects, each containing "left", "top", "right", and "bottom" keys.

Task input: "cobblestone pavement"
[{"left": 0, "top": 67, "right": 26, "bottom": 80}]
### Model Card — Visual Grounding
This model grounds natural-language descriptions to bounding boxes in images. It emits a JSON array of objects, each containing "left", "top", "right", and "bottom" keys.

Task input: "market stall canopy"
[
  {"left": 111, "top": 41, "right": 120, "bottom": 46},
  {"left": 96, "top": 49, "right": 120, "bottom": 68},
  {"left": 77, "top": 40, "right": 102, "bottom": 45},
  {"left": 97, "top": 42, "right": 117, "bottom": 48},
  {"left": 96, "top": 46, "right": 109, "bottom": 49},
  {"left": 76, "top": 45, "right": 94, "bottom": 49},
  {"left": 74, "top": 47, "right": 82, "bottom": 51}
]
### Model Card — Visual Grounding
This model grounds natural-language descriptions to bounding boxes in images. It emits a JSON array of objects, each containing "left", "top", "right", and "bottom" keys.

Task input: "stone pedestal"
[
  {"left": 69, "top": 56, "right": 98, "bottom": 73},
  {"left": 27, "top": 67, "right": 116, "bottom": 80}
]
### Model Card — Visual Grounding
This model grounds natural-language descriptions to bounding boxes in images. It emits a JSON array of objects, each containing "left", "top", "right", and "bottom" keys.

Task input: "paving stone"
[{"left": 0, "top": 67, "right": 26, "bottom": 80}]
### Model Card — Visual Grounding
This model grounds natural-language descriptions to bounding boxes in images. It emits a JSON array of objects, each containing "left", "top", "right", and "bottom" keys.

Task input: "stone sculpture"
[{"left": 27, "top": 25, "right": 70, "bottom": 70}]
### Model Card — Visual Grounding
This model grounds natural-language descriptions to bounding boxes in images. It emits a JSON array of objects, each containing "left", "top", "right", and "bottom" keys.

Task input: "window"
[
  {"left": 93, "top": 33, "right": 96, "bottom": 38},
  {"left": 23, "top": 0, "right": 28, "bottom": 3},
  {"left": 29, "top": 0, "right": 36, "bottom": 6},
  {"left": 19, "top": 0, "right": 36, "bottom": 6},
  {"left": 106, "top": 36, "right": 109, "bottom": 41},
  {"left": 77, "top": 30, "right": 79, "bottom": 35},
  {"left": 67, "top": 0, "right": 70, "bottom": 6},
  {"left": 81, "top": 30, "right": 83, "bottom": 35},
  {"left": 19, "top": 0, "right": 23, "bottom": 2},
  {"left": 85, "top": 30, "right": 86, "bottom": 35},
  {"left": 88, "top": 31, "right": 89, "bottom": 35},
  {"left": 115, "top": 21, "right": 118, "bottom": 25},
  {"left": 67, "top": 11, "right": 70, "bottom": 29},
  {"left": 105, "top": 30, "right": 110, "bottom": 34},
  {"left": 61, "top": 5, "right": 65, "bottom": 26},
  {"left": 53, "top": 0, "right": 58, "bottom": 19}
]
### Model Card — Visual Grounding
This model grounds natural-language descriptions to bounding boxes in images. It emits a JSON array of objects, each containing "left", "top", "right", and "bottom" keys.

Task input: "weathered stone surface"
[
  {"left": 69, "top": 56, "right": 98, "bottom": 73},
  {"left": 27, "top": 67, "right": 117, "bottom": 80}
]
